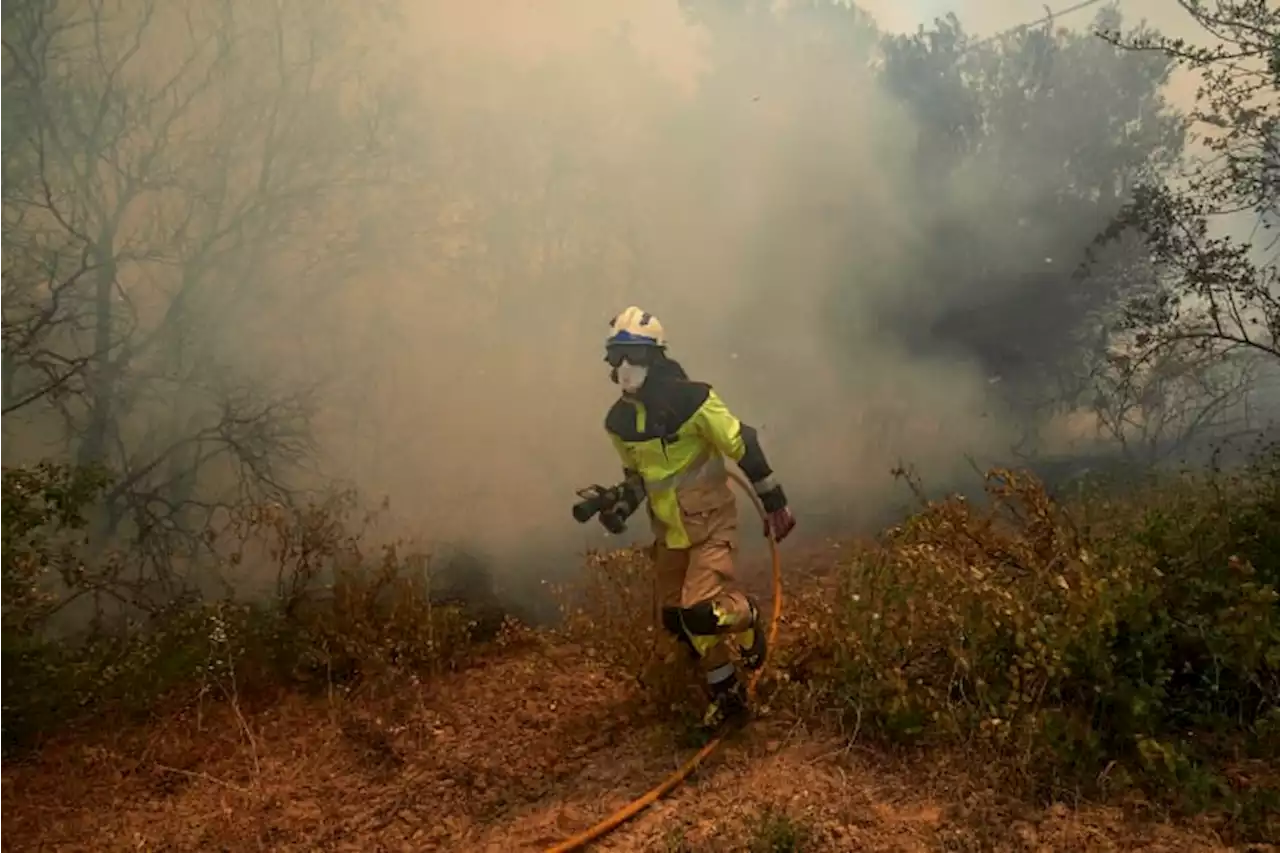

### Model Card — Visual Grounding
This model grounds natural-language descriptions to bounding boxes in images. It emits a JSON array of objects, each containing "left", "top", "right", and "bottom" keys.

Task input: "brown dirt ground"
[{"left": 3, "top": 622, "right": 1268, "bottom": 853}]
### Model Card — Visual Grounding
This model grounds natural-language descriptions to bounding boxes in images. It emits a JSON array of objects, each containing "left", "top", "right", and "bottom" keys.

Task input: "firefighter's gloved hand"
[
  {"left": 754, "top": 481, "right": 795, "bottom": 542},
  {"left": 598, "top": 502, "right": 629, "bottom": 535},
  {"left": 764, "top": 505, "right": 796, "bottom": 542}
]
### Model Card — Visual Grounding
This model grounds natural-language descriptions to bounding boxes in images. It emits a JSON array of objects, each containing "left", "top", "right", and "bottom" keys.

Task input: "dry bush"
[
  {"left": 554, "top": 545, "right": 704, "bottom": 717},
  {"left": 786, "top": 456, "right": 1279, "bottom": 838},
  {"left": 1, "top": 463, "right": 501, "bottom": 753},
  {"left": 225, "top": 496, "right": 486, "bottom": 686}
]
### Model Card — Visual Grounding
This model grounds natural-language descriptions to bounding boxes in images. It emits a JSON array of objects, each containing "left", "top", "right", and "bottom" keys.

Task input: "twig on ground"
[{"left": 154, "top": 763, "right": 252, "bottom": 795}]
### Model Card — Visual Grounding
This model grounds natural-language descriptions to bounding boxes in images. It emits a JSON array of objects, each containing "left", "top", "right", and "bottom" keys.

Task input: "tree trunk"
[{"left": 77, "top": 239, "right": 117, "bottom": 467}]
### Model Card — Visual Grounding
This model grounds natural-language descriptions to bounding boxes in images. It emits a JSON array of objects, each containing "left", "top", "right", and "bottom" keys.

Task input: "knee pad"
[
  {"left": 678, "top": 601, "right": 722, "bottom": 636},
  {"left": 660, "top": 606, "right": 684, "bottom": 637}
]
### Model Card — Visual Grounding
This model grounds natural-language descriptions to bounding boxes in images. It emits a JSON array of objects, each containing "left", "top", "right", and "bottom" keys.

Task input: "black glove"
[
  {"left": 598, "top": 500, "right": 631, "bottom": 535},
  {"left": 572, "top": 474, "right": 645, "bottom": 534}
]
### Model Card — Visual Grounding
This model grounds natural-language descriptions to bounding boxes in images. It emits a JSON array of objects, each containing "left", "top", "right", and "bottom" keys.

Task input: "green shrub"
[
  {"left": 1, "top": 460, "right": 119, "bottom": 745},
  {"left": 788, "top": 452, "right": 1279, "bottom": 833},
  {"left": 2, "top": 460, "right": 113, "bottom": 635},
  {"left": 747, "top": 807, "right": 814, "bottom": 853}
]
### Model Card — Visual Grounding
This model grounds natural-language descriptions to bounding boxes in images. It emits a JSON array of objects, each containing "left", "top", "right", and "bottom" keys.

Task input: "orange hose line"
[{"left": 543, "top": 469, "right": 784, "bottom": 853}]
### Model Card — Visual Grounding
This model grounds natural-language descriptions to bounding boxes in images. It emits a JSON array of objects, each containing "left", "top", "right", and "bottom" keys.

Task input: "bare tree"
[
  {"left": 1089, "top": 337, "right": 1257, "bottom": 465},
  {"left": 1094, "top": 1, "right": 1279, "bottom": 365},
  {"left": 2, "top": 0, "right": 400, "bottom": 601},
  {"left": 2, "top": 0, "right": 106, "bottom": 417}
]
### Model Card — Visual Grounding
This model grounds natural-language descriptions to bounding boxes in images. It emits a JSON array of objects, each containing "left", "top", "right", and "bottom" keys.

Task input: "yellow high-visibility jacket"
[{"left": 605, "top": 377, "right": 781, "bottom": 549}]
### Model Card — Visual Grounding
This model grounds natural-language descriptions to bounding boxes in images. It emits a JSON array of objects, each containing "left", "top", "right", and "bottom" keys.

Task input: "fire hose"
[{"left": 544, "top": 467, "right": 784, "bottom": 852}]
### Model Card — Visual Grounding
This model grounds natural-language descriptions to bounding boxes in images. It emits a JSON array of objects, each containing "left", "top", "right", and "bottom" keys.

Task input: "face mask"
[{"left": 615, "top": 361, "right": 648, "bottom": 394}]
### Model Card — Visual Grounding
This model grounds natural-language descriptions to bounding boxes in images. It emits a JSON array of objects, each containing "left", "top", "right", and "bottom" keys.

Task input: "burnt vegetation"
[{"left": 2, "top": 0, "right": 1278, "bottom": 846}]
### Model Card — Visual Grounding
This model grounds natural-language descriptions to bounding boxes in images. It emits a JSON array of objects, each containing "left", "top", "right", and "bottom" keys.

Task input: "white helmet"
[{"left": 606, "top": 306, "right": 667, "bottom": 349}]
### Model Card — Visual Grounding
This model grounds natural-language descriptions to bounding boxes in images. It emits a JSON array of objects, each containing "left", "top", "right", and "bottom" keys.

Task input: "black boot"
[{"left": 702, "top": 668, "right": 749, "bottom": 729}]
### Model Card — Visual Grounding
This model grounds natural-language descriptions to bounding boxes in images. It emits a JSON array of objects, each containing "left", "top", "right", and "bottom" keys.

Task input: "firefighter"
[{"left": 587, "top": 305, "right": 797, "bottom": 727}]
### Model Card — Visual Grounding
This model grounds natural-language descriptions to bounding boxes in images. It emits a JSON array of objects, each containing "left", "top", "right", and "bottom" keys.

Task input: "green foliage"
[
  {"left": 1090, "top": 2, "right": 1279, "bottom": 365},
  {"left": 0, "top": 458, "right": 112, "bottom": 742},
  {"left": 747, "top": 807, "right": 815, "bottom": 853},
  {"left": 2, "top": 460, "right": 112, "bottom": 634},
  {"left": 674, "top": 0, "right": 1189, "bottom": 417},
  {"left": 788, "top": 452, "right": 1279, "bottom": 836},
  {"left": 872, "top": 5, "right": 1184, "bottom": 394}
]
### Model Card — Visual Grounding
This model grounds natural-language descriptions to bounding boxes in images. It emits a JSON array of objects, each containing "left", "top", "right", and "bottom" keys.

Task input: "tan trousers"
[{"left": 652, "top": 484, "right": 753, "bottom": 674}]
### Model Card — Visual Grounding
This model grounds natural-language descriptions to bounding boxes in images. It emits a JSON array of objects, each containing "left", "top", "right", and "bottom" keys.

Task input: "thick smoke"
[{"left": 234, "top": 0, "right": 1216, "bottom": 576}]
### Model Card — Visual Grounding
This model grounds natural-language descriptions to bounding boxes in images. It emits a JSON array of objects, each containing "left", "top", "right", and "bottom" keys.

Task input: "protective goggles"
[{"left": 604, "top": 345, "right": 656, "bottom": 368}]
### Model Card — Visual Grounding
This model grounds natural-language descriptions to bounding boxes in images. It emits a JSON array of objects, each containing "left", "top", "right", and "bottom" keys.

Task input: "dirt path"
[{"left": 1, "top": 631, "right": 1246, "bottom": 853}]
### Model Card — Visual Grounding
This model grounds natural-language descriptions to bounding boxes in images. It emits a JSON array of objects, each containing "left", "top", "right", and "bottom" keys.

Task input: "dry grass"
[
  {"left": 1, "top": 479, "right": 503, "bottom": 753},
  {"left": 1, "top": 624, "right": 1248, "bottom": 852},
  {"left": 3, "top": 458, "right": 1277, "bottom": 850}
]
